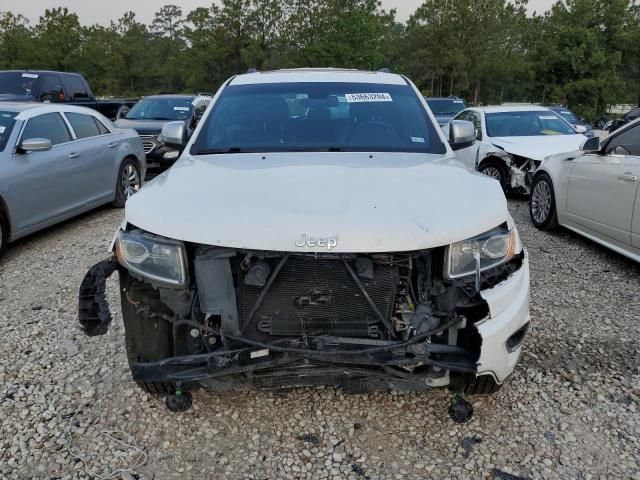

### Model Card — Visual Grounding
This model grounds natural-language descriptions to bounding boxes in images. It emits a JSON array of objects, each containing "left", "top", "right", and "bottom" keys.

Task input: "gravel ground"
[{"left": 0, "top": 199, "right": 639, "bottom": 480}]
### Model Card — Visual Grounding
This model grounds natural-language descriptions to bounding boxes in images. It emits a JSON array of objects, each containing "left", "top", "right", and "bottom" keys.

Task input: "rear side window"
[
  {"left": 22, "top": 113, "right": 72, "bottom": 146},
  {"left": 93, "top": 118, "right": 110, "bottom": 134},
  {"left": 66, "top": 112, "right": 100, "bottom": 139},
  {"left": 63, "top": 76, "right": 90, "bottom": 100},
  {"left": 606, "top": 122, "right": 640, "bottom": 156},
  {"left": 39, "top": 75, "right": 65, "bottom": 102}
]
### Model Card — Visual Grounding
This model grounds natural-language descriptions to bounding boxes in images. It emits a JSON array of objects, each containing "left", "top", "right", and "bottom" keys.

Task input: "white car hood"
[
  {"left": 490, "top": 135, "right": 586, "bottom": 161},
  {"left": 125, "top": 152, "right": 508, "bottom": 253}
]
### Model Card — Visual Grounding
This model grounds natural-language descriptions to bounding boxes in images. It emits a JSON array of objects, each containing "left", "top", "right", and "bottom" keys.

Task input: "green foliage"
[{"left": 0, "top": 0, "right": 638, "bottom": 119}]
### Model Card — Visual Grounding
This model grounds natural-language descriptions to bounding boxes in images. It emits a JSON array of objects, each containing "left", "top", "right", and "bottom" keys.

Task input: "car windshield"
[
  {"left": 486, "top": 111, "right": 576, "bottom": 137},
  {"left": 0, "top": 111, "right": 17, "bottom": 151},
  {"left": 192, "top": 82, "right": 446, "bottom": 155},
  {"left": 554, "top": 109, "right": 578, "bottom": 123},
  {"left": 425, "top": 98, "right": 466, "bottom": 115},
  {"left": 0, "top": 72, "right": 38, "bottom": 96},
  {"left": 126, "top": 98, "right": 194, "bottom": 121}
]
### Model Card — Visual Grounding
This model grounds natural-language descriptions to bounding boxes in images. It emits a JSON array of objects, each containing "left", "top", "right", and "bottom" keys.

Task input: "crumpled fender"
[{"left": 78, "top": 257, "right": 118, "bottom": 336}]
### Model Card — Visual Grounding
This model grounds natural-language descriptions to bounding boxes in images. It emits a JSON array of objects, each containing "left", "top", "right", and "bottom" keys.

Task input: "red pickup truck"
[{"left": 0, "top": 70, "right": 137, "bottom": 120}]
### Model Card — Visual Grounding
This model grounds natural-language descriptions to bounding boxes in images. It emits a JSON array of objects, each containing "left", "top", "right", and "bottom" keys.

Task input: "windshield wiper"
[
  {"left": 195, "top": 147, "right": 251, "bottom": 155},
  {"left": 284, "top": 147, "right": 344, "bottom": 152}
]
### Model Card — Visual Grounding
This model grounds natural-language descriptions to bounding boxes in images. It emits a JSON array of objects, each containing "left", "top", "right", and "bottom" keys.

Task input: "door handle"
[
  {"left": 107, "top": 142, "right": 118, "bottom": 149},
  {"left": 618, "top": 173, "right": 639, "bottom": 182},
  {"left": 68, "top": 153, "right": 80, "bottom": 159}
]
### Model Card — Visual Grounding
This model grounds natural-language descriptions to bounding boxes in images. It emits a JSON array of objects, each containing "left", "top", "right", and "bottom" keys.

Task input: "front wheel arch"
[{"left": 478, "top": 157, "right": 509, "bottom": 191}]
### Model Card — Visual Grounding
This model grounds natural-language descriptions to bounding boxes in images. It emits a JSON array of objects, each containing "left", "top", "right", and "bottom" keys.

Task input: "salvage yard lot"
[{"left": 0, "top": 199, "right": 638, "bottom": 480}]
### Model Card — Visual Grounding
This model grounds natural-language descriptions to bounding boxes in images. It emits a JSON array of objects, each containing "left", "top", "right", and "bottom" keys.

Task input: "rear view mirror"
[
  {"left": 449, "top": 120, "right": 476, "bottom": 151},
  {"left": 581, "top": 136, "right": 600, "bottom": 152},
  {"left": 160, "top": 121, "right": 187, "bottom": 150},
  {"left": 19, "top": 138, "right": 52, "bottom": 153}
]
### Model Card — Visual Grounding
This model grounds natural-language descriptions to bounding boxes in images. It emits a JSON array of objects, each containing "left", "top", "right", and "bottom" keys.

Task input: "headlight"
[
  {"left": 445, "top": 227, "right": 521, "bottom": 279},
  {"left": 115, "top": 229, "right": 187, "bottom": 286}
]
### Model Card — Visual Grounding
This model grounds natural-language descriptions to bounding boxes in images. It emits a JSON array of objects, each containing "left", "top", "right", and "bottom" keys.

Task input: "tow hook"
[
  {"left": 165, "top": 383, "right": 193, "bottom": 413},
  {"left": 448, "top": 394, "right": 474, "bottom": 423}
]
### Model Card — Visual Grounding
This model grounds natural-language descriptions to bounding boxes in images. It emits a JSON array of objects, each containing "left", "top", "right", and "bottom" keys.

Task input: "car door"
[
  {"left": 8, "top": 112, "right": 78, "bottom": 232},
  {"left": 565, "top": 121, "right": 640, "bottom": 245},
  {"left": 64, "top": 112, "right": 117, "bottom": 203},
  {"left": 450, "top": 110, "right": 481, "bottom": 169}
]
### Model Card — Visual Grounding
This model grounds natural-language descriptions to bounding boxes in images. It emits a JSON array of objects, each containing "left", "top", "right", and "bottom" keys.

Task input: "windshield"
[
  {"left": 125, "top": 98, "right": 194, "bottom": 121},
  {"left": 0, "top": 111, "right": 17, "bottom": 151},
  {"left": 425, "top": 98, "right": 466, "bottom": 115},
  {"left": 554, "top": 109, "right": 578, "bottom": 123},
  {"left": 192, "top": 82, "right": 446, "bottom": 155},
  {"left": 0, "top": 72, "right": 38, "bottom": 97},
  {"left": 486, "top": 111, "right": 576, "bottom": 137}
]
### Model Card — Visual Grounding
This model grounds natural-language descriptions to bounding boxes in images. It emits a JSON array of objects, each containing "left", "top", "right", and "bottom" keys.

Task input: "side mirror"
[
  {"left": 574, "top": 125, "right": 588, "bottom": 134},
  {"left": 160, "top": 121, "right": 187, "bottom": 150},
  {"left": 449, "top": 120, "right": 476, "bottom": 151},
  {"left": 19, "top": 138, "right": 52, "bottom": 153},
  {"left": 581, "top": 136, "right": 600, "bottom": 152}
]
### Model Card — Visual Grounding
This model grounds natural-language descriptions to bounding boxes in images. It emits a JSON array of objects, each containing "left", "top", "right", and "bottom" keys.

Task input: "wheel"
[
  {"left": 113, "top": 158, "right": 141, "bottom": 208},
  {"left": 0, "top": 211, "right": 7, "bottom": 259},
  {"left": 464, "top": 375, "right": 502, "bottom": 395},
  {"left": 478, "top": 161, "right": 507, "bottom": 192},
  {"left": 120, "top": 272, "right": 175, "bottom": 395},
  {"left": 529, "top": 173, "right": 558, "bottom": 230}
]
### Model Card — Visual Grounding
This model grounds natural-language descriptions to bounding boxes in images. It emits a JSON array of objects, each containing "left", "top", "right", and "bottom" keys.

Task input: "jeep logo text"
[{"left": 295, "top": 234, "right": 338, "bottom": 250}]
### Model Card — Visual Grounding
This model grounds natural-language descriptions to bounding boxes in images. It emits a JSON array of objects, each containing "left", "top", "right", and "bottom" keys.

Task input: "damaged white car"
[
  {"left": 78, "top": 69, "right": 530, "bottom": 416},
  {"left": 446, "top": 106, "right": 588, "bottom": 193}
]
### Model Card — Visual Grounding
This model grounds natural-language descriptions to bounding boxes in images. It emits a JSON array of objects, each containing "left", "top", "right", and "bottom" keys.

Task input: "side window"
[
  {"left": 38, "top": 75, "right": 65, "bottom": 103},
  {"left": 469, "top": 112, "right": 483, "bottom": 140},
  {"left": 606, "top": 123, "right": 640, "bottom": 156},
  {"left": 63, "top": 76, "right": 90, "bottom": 100},
  {"left": 454, "top": 110, "right": 471, "bottom": 122},
  {"left": 65, "top": 112, "right": 101, "bottom": 139},
  {"left": 22, "top": 113, "right": 72, "bottom": 146},
  {"left": 93, "top": 117, "right": 110, "bottom": 135}
]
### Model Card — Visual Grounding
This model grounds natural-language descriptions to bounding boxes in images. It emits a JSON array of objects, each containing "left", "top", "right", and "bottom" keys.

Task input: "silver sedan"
[{"left": 0, "top": 103, "right": 146, "bottom": 256}]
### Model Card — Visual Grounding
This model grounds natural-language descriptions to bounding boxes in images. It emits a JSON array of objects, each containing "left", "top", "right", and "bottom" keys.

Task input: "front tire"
[
  {"left": 478, "top": 161, "right": 508, "bottom": 192},
  {"left": 464, "top": 375, "right": 502, "bottom": 395},
  {"left": 120, "top": 273, "right": 175, "bottom": 395},
  {"left": 0, "top": 212, "right": 7, "bottom": 259},
  {"left": 113, "top": 158, "right": 142, "bottom": 208},
  {"left": 529, "top": 173, "right": 558, "bottom": 230}
]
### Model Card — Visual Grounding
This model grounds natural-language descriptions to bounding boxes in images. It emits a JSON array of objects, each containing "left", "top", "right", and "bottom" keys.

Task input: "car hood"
[
  {"left": 490, "top": 135, "right": 586, "bottom": 161},
  {"left": 125, "top": 152, "right": 509, "bottom": 253},
  {"left": 114, "top": 118, "right": 167, "bottom": 134}
]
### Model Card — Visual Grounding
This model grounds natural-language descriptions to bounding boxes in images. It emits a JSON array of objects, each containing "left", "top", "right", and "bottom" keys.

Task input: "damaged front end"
[
  {"left": 78, "top": 227, "right": 528, "bottom": 393},
  {"left": 484, "top": 148, "right": 541, "bottom": 194}
]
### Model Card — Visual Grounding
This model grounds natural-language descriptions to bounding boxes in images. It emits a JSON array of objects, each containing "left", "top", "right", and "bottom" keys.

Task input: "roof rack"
[
  {"left": 246, "top": 68, "right": 259, "bottom": 74},
  {"left": 377, "top": 68, "right": 391, "bottom": 73}
]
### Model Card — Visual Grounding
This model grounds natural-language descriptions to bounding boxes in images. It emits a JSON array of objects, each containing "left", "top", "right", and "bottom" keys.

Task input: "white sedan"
[
  {"left": 529, "top": 119, "right": 640, "bottom": 262},
  {"left": 445, "top": 106, "right": 588, "bottom": 193}
]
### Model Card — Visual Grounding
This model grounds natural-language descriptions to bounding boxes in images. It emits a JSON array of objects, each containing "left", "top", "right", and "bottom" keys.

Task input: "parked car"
[
  {"left": 424, "top": 96, "right": 467, "bottom": 126},
  {"left": 114, "top": 94, "right": 211, "bottom": 177},
  {"left": 0, "top": 104, "right": 145, "bottom": 257},
  {"left": 79, "top": 68, "right": 530, "bottom": 405},
  {"left": 547, "top": 106, "right": 595, "bottom": 138},
  {"left": 604, "top": 106, "right": 640, "bottom": 133},
  {"left": 0, "top": 70, "right": 137, "bottom": 120},
  {"left": 445, "top": 106, "right": 589, "bottom": 193},
  {"left": 529, "top": 119, "right": 640, "bottom": 262}
]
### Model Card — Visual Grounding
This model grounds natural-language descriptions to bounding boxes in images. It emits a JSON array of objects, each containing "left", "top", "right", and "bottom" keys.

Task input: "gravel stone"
[{"left": 0, "top": 201, "right": 639, "bottom": 479}]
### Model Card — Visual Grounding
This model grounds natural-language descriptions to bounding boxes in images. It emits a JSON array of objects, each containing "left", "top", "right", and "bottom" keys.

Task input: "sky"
[{"left": 2, "top": 0, "right": 558, "bottom": 25}]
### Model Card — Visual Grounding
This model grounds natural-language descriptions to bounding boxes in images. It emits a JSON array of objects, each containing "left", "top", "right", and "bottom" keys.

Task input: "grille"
[
  {"left": 239, "top": 256, "right": 399, "bottom": 338},
  {"left": 139, "top": 135, "right": 156, "bottom": 154}
]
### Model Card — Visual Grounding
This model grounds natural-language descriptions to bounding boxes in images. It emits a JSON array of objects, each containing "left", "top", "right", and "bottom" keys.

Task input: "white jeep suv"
[{"left": 79, "top": 69, "right": 530, "bottom": 402}]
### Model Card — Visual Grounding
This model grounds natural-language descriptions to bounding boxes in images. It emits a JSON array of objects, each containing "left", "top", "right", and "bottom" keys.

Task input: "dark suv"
[{"left": 115, "top": 94, "right": 211, "bottom": 177}]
